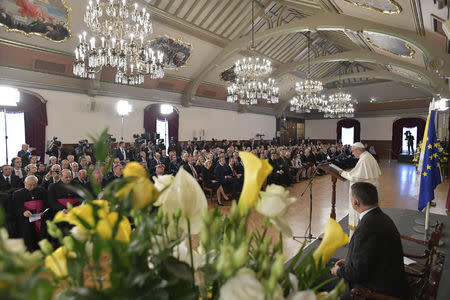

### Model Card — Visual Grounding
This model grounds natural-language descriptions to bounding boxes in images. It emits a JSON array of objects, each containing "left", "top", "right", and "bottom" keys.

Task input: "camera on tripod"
[{"left": 106, "top": 134, "right": 116, "bottom": 143}]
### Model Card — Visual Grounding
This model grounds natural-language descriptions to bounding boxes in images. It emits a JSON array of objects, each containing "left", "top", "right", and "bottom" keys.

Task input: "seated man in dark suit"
[
  {"left": 183, "top": 156, "right": 200, "bottom": 182},
  {"left": 330, "top": 182, "right": 408, "bottom": 299}
]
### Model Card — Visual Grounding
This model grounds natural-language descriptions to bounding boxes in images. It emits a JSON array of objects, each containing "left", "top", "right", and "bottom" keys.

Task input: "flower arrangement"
[{"left": 0, "top": 130, "right": 349, "bottom": 300}]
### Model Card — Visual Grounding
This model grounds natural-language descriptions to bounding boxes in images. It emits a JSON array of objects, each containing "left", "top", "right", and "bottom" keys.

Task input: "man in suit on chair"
[{"left": 331, "top": 182, "right": 408, "bottom": 299}]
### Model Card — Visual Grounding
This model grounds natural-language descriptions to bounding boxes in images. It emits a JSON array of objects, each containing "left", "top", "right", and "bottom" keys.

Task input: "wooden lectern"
[{"left": 318, "top": 164, "right": 347, "bottom": 220}]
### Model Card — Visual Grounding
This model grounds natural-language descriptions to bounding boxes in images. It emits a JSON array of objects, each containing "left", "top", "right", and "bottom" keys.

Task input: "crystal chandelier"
[
  {"left": 226, "top": 0, "right": 278, "bottom": 105},
  {"left": 227, "top": 77, "right": 279, "bottom": 105},
  {"left": 324, "top": 89, "right": 356, "bottom": 118},
  {"left": 290, "top": 93, "right": 326, "bottom": 113},
  {"left": 290, "top": 32, "right": 326, "bottom": 112},
  {"left": 73, "top": 0, "right": 164, "bottom": 85}
]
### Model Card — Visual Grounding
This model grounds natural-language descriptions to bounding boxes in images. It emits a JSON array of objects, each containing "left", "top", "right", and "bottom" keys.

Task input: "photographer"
[
  {"left": 46, "top": 137, "right": 61, "bottom": 158},
  {"left": 74, "top": 139, "right": 93, "bottom": 161},
  {"left": 42, "top": 164, "right": 61, "bottom": 190},
  {"left": 17, "top": 144, "right": 35, "bottom": 166}
]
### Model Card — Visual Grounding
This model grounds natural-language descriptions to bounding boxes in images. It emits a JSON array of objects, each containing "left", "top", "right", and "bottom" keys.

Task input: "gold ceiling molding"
[
  {"left": 362, "top": 31, "right": 415, "bottom": 58},
  {"left": 343, "top": 0, "right": 402, "bottom": 14},
  {"left": 0, "top": 0, "right": 71, "bottom": 43},
  {"left": 387, "top": 64, "right": 426, "bottom": 84}
]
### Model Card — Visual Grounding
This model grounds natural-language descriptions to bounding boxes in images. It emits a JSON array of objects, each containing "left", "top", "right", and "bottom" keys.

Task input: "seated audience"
[
  {"left": 42, "top": 164, "right": 62, "bottom": 190},
  {"left": 11, "top": 157, "right": 26, "bottom": 182}
]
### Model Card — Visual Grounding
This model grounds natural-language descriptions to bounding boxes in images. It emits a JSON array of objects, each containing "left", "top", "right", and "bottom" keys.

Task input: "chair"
[
  {"left": 350, "top": 288, "right": 401, "bottom": 300},
  {"left": 401, "top": 222, "right": 444, "bottom": 278}
]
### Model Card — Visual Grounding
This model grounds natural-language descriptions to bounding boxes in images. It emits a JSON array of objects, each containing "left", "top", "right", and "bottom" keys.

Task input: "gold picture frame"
[
  {"left": 343, "top": 0, "right": 402, "bottom": 14},
  {"left": 0, "top": 0, "right": 71, "bottom": 43},
  {"left": 362, "top": 31, "right": 415, "bottom": 58}
]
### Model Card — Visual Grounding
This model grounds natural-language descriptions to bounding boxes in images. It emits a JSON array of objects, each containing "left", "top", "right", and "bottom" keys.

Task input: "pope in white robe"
[{"left": 339, "top": 142, "right": 381, "bottom": 234}]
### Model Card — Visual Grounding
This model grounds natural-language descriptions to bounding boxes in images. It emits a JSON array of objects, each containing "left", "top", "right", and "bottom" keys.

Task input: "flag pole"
[{"left": 424, "top": 202, "right": 430, "bottom": 239}]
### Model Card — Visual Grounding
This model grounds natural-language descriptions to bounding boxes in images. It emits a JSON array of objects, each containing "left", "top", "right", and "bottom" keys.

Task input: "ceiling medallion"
[
  {"left": 148, "top": 35, "right": 192, "bottom": 70},
  {"left": 226, "top": 0, "right": 279, "bottom": 105},
  {"left": 362, "top": 31, "right": 415, "bottom": 58},
  {"left": 0, "top": 0, "right": 71, "bottom": 42},
  {"left": 73, "top": 0, "right": 164, "bottom": 85},
  {"left": 343, "top": 0, "right": 401, "bottom": 14}
]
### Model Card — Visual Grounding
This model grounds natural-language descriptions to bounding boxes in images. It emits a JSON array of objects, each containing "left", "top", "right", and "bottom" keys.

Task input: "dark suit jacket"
[
  {"left": 115, "top": 148, "right": 127, "bottom": 161},
  {"left": 183, "top": 163, "right": 199, "bottom": 179},
  {"left": 0, "top": 174, "right": 23, "bottom": 192},
  {"left": 214, "top": 164, "right": 231, "bottom": 183},
  {"left": 337, "top": 207, "right": 408, "bottom": 299},
  {"left": 17, "top": 150, "right": 30, "bottom": 166}
]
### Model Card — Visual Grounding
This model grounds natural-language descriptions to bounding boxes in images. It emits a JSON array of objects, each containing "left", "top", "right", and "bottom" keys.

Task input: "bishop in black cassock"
[{"left": 12, "top": 176, "right": 49, "bottom": 251}]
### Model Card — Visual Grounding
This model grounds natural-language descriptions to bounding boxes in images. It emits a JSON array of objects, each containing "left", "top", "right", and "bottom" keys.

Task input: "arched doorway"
[
  {"left": 144, "top": 104, "right": 179, "bottom": 148},
  {"left": 0, "top": 87, "right": 47, "bottom": 163},
  {"left": 336, "top": 119, "right": 360, "bottom": 145},
  {"left": 391, "top": 118, "right": 426, "bottom": 158}
]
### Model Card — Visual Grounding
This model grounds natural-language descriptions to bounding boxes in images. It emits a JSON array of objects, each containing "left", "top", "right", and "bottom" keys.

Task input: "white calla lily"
[
  {"left": 219, "top": 268, "right": 265, "bottom": 300},
  {"left": 160, "top": 168, "right": 208, "bottom": 235},
  {"left": 288, "top": 290, "right": 317, "bottom": 300},
  {"left": 256, "top": 184, "right": 296, "bottom": 237},
  {"left": 152, "top": 174, "right": 174, "bottom": 206}
]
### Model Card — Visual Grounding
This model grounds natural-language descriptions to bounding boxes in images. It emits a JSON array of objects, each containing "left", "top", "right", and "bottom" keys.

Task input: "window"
[
  {"left": 341, "top": 127, "right": 354, "bottom": 145},
  {"left": 156, "top": 119, "right": 168, "bottom": 152},
  {"left": 402, "top": 126, "right": 417, "bottom": 154},
  {"left": 0, "top": 111, "right": 26, "bottom": 165}
]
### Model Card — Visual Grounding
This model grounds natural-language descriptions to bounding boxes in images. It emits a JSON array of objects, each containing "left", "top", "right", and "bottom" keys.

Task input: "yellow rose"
[
  {"left": 117, "top": 177, "right": 159, "bottom": 209},
  {"left": 54, "top": 200, "right": 109, "bottom": 230},
  {"left": 123, "top": 161, "right": 148, "bottom": 179},
  {"left": 238, "top": 152, "right": 273, "bottom": 215},
  {"left": 45, "top": 246, "right": 74, "bottom": 278},
  {"left": 313, "top": 218, "right": 349, "bottom": 267},
  {"left": 96, "top": 212, "right": 131, "bottom": 243}
]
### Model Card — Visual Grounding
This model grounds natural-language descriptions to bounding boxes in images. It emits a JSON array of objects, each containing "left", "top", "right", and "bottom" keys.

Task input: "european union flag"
[{"left": 418, "top": 110, "right": 442, "bottom": 211}]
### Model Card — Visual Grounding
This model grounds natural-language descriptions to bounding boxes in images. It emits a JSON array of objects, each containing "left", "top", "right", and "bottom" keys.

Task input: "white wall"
[
  {"left": 305, "top": 116, "right": 426, "bottom": 141},
  {"left": 178, "top": 106, "right": 275, "bottom": 140},
  {"left": 26, "top": 88, "right": 276, "bottom": 143}
]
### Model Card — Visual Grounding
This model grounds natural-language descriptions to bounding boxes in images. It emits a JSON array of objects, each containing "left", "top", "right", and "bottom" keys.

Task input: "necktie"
[
  {"left": 122, "top": 148, "right": 125, "bottom": 159},
  {"left": 190, "top": 165, "right": 198, "bottom": 179},
  {"left": 6, "top": 176, "right": 10, "bottom": 184},
  {"left": 16, "top": 169, "right": 23, "bottom": 179},
  {"left": 231, "top": 166, "right": 236, "bottom": 177}
]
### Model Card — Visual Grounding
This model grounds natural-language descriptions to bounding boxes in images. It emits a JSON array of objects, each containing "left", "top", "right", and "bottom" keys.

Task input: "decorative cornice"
[{"left": 0, "top": 38, "right": 73, "bottom": 57}]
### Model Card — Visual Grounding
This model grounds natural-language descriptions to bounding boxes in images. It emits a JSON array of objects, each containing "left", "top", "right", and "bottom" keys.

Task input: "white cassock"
[{"left": 340, "top": 151, "right": 381, "bottom": 234}]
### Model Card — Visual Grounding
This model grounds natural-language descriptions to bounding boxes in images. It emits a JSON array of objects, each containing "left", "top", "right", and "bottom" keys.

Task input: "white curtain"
[
  {"left": 341, "top": 127, "right": 354, "bottom": 146},
  {"left": 0, "top": 110, "right": 25, "bottom": 165}
]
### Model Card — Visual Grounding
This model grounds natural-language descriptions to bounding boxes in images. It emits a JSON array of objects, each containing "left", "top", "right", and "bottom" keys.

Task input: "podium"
[{"left": 318, "top": 163, "right": 347, "bottom": 220}]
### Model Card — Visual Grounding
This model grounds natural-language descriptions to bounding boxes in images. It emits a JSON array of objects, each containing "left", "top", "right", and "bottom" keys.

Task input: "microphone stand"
[{"left": 293, "top": 163, "right": 322, "bottom": 243}]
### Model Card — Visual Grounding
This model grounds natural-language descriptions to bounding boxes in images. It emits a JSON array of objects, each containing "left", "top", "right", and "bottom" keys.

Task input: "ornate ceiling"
[{"left": 0, "top": 0, "right": 448, "bottom": 118}]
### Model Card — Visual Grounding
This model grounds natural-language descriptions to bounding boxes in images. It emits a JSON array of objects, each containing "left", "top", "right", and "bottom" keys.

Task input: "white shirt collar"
[{"left": 359, "top": 207, "right": 377, "bottom": 221}]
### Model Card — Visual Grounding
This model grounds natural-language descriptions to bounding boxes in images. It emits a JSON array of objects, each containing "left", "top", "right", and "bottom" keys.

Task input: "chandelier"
[
  {"left": 290, "top": 32, "right": 326, "bottom": 112},
  {"left": 324, "top": 89, "right": 356, "bottom": 118},
  {"left": 227, "top": 77, "right": 279, "bottom": 105},
  {"left": 73, "top": 0, "right": 164, "bottom": 85},
  {"left": 290, "top": 94, "right": 326, "bottom": 113},
  {"left": 226, "top": 0, "right": 278, "bottom": 105}
]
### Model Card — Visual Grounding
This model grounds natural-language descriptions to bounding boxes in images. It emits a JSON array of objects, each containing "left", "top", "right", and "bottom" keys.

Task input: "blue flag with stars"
[{"left": 418, "top": 110, "right": 442, "bottom": 211}]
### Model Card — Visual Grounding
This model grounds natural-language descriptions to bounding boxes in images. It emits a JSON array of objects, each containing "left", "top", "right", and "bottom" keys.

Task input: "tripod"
[{"left": 293, "top": 166, "right": 320, "bottom": 243}]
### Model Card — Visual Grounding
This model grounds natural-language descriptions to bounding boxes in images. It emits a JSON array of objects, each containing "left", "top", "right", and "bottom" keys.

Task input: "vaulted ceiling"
[{"left": 0, "top": 0, "right": 448, "bottom": 118}]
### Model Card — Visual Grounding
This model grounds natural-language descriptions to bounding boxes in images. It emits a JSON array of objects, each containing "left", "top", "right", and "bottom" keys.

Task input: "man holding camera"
[
  {"left": 17, "top": 144, "right": 35, "bottom": 166},
  {"left": 42, "top": 164, "right": 62, "bottom": 190}
]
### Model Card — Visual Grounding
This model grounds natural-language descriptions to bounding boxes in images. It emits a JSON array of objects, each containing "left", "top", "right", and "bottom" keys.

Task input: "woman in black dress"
[{"left": 202, "top": 160, "right": 227, "bottom": 206}]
